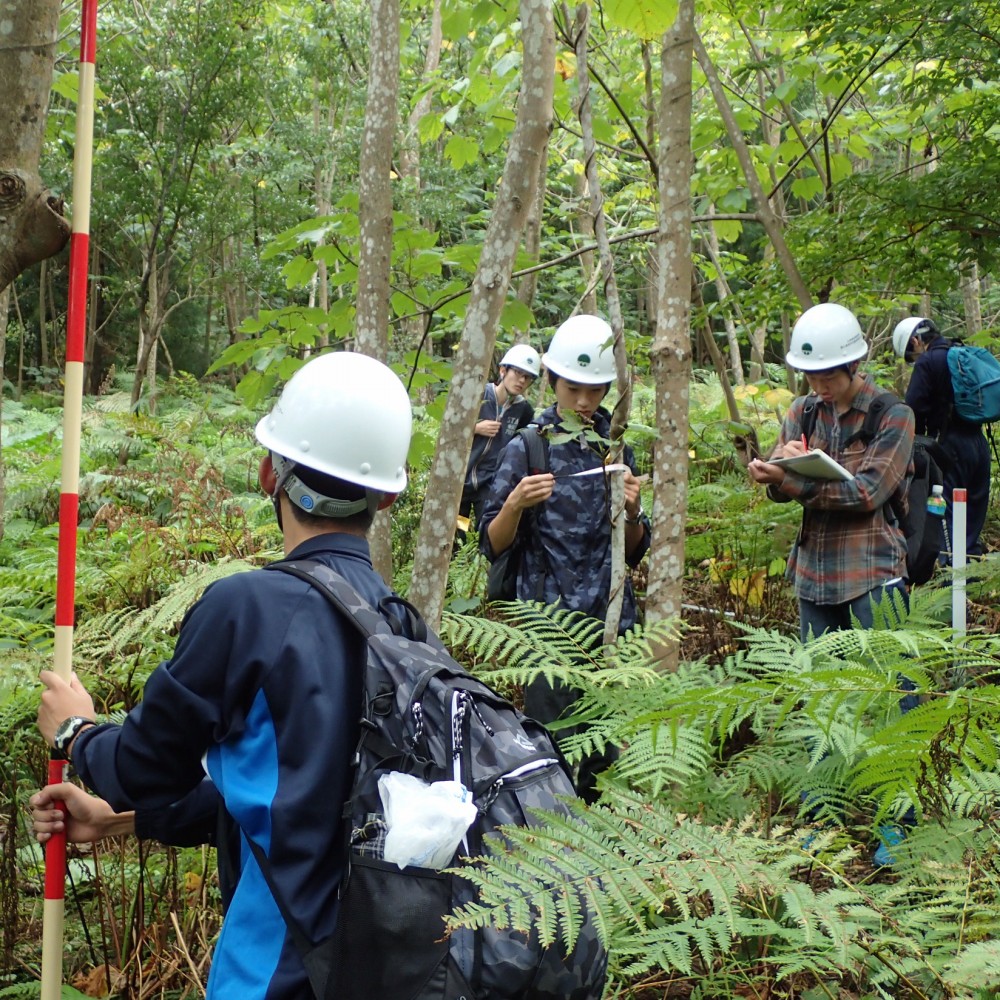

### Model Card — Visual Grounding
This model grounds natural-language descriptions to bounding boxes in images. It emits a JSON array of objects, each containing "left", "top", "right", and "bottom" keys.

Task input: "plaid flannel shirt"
[{"left": 768, "top": 375, "right": 915, "bottom": 604}]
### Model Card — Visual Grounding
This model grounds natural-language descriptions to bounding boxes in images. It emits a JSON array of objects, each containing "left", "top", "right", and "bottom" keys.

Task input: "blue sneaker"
[{"left": 872, "top": 824, "right": 906, "bottom": 867}]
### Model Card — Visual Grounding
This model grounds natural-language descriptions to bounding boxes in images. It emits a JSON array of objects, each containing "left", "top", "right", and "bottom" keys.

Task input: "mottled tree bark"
[
  {"left": 407, "top": 0, "right": 555, "bottom": 628},
  {"left": 0, "top": 0, "right": 69, "bottom": 295},
  {"left": 646, "top": 0, "right": 695, "bottom": 667},
  {"left": 354, "top": 0, "right": 400, "bottom": 581}
]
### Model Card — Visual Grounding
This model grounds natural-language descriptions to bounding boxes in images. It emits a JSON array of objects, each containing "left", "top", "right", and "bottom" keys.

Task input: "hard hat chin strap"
[{"left": 271, "top": 453, "right": 381, "bottom": 520}]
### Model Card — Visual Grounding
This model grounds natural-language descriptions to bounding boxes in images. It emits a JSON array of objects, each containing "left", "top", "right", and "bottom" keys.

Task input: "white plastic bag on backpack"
[{"left": 378, "top": 772, "right": 477, "bottom": 870}]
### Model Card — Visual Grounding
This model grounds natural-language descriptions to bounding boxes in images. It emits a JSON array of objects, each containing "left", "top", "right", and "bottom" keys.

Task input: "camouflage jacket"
[{"left": 480, "top": 405, "right": 650, "bottom": 631}]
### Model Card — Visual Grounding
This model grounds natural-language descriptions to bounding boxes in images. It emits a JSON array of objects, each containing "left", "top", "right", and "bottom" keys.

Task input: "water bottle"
[{"left": 926, "top": 484, "right": 947, "bottom": 517}]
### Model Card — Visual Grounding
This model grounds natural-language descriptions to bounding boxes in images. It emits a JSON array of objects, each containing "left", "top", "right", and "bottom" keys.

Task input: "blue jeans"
[
  {"left": 799, "top": 580, "right": 908, "bottom": 641},
  {"left": 799, "top": 580, "right": 917, "bottom": 711}
]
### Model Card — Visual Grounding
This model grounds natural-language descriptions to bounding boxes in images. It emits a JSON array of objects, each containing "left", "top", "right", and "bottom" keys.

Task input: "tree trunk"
[
  {"left": 566, "top": 1, "right": 631, "bottom": 641},
  {"left": 355, "top": 0, "right": 401, "bottom": 583},
  {"left": 702, "top": 220, "right": 745, "bottom": 385},
  {"left": 961, "top": 261, "right": 982, "bottom": 336},
  {"left": 398, "top": 0, "right": 443, "bottom": 187},
  {"left": 407, "top": 0, "right": 555, "bottom": 628},
  {"left": 573, "top": 170, "right": 598, "bottom": 315},
  {"left": 646, "top": 0, "right": 695, "bottom": 664},
  {"left": 514, "top": 129, "right": 550, "bottom": 323},
  {"left": 39, "top": 259, "right": 49, "bottom": 369},
  {"left": 693, "top": 31, "right": 813, "bottom": 312},
  {"left": 0, "top": 287, "right": 7, "bottom": 538},
  {"left": 0, "top": 0, "right": 69, "bottom": 295}
]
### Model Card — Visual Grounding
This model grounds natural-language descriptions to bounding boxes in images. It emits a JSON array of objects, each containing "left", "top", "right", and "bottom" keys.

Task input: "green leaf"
[
  {"left": 712, "top": 219, "right": 743, "bottom": 244},
  {"left": 499, "top": 297, "right": 534, "bottom": 331},
  {"left": 282, "top": 255, "right": 318, "bottom": 290},
  {"left": 790, "top": 174, "right": 825, "bottom": 201},
  {"left": 603, "top": 0, "right": 679, "bottom": 39},
  {"left": 418, "top": 111, "right": 445, "bottom": 144},
  {"left": 407, "top": 429, "right": 436, "bottom": 467},
  {"left": 444, "top": 135, "right": 481, "bottom": 169}
]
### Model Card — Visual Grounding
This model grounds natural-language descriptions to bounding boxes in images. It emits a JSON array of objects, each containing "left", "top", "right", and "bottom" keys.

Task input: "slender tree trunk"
[
  {"left": 38, "top": 259, "right": 49, "bottom": 368},
  {"left": 569, "top": 4, "right": 630, "bottom": 440},
  {"left": 702, "top": 222, "right": 745, "bottom": 385},
  {"left": 0, "top": 287, "right": 8, "bottom": 538},
  {"left": 646, "top": 0, "right": 695, "bottom": 661},
  {"left": 312, "top": 86, "right": 339, "bottom": 346},
  {"left": 565, "top": 1, "right": 631, "bottom": 641},
  {"left": 407, "top": 0, "right": 555, "bottom": 628},
  {"left": 514, "top": 130, "right": 550, "bottom": 323},
  {"left": 12, "top": 282, "right": 25, "bottom": 399},
  {"left": 693, "top": 31, "right": 813, "bottom": 312},
  {"left": 0, "top": 0, "right": 69, "bottom": 295},
  {"left": 573, "top": 171, "right": 598, "bottom": 315},
  {"left": 398, "top": 0, "right": 442, "bottom": 187},
  {"left": 961, "top": 262, "right": 982, "bottom": 336},
  {"left": 692, "top": 274, "right": 758, "bottom": 465},
  {"left": 355, "top": 0, "right": 401, "bottom": 582}
]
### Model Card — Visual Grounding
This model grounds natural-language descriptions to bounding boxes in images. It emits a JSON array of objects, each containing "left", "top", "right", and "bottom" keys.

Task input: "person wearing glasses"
[{"left": 459, "top": 343, "right": 542, "bottom": 536}]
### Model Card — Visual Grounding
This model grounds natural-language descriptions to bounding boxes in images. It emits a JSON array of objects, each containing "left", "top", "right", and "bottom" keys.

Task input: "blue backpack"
[{"left": 946, "top": 343, "right": 1000, "bottom": 423}]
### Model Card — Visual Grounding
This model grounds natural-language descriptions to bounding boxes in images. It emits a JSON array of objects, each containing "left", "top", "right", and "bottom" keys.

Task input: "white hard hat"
[
  {"left": 786, "top": 303, "right": 868, "bottom": 371},
  {"left": 499, "top": 344, "right": 540, "bottom": 377},
  {"left": 255, "top": 352, "right": 411, "bottom": 494},
  {"left": 892, "top": 316, "right": 936, "bottom": 358},
  {"left": 542, "top": 314, "right": 616, "bottom": 384}
]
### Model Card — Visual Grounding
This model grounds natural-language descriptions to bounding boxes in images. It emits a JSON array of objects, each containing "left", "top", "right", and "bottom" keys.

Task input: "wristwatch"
[
  {"left": 53, "top": 715, "right": 95, "bottom": 757},
  {"left": 625, "top": 504, "right": 645, "bottom": 525}
]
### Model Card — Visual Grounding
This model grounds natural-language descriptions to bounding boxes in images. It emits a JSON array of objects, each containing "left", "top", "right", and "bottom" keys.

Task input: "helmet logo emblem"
[
  {"left": 801, "top": 342, "right": 812, "bottom": 355},
  {"left": 578, "top": 353, "right": 591, "bottom": 367},
  {"left": 300, "top": 495, "right": 314, "bottom": 511}
]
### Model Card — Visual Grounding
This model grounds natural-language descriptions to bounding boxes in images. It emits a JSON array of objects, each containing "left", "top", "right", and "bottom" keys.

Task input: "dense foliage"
[
  {"left": 5, "top": 0, "right": 1000, "bottom": 996},
  {"left": 3, "top": 378, "right": 1000, "bottom": 997}
]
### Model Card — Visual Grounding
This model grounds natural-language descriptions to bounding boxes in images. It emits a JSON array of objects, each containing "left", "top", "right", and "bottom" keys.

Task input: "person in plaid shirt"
[{"left": 749, "top": 303, "right": 915, "bottom": 642}]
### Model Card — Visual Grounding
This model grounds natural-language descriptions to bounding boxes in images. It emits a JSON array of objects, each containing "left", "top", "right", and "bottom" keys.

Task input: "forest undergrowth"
[{"left": 3, "top": 377, "right": 1000, "bottom": 999}]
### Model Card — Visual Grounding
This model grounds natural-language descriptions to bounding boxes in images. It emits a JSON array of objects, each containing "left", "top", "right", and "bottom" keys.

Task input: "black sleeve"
[
  {"left": 514, "top": 399, "right": 534, "bottom": 430},
  {"left": 133, "top": 779, "right": 221, "bottom": 847}
]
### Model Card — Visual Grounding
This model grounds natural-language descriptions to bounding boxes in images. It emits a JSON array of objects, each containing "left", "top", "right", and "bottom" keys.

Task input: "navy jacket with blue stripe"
[{"left": 73, "top": 532, "right": 395, "bottom": 999}]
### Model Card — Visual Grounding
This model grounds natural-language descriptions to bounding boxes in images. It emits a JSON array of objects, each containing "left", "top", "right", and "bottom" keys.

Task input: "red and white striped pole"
[{"left": 41, "top": 3, "right": 98, "bottom": 998}]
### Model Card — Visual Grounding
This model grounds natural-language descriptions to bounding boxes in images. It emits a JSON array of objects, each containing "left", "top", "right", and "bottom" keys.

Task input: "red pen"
[{"left": 801, "top": 434, "right": 808, "bottom": 449}]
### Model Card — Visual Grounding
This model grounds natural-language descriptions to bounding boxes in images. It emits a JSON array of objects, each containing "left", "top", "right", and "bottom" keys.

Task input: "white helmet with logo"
[
  {"left": 542, "top": 314, "right": 616, "bottom": 384},
  {"left": 786, "top": 303, "right": 868, "bottom": 371},
  {"left": 499, "top": 343, "right": 540, "bottom": 377},
  {"left": 255, "top": 352, "right": 411, "bottom": 496},
  {"left": 892, "top": 316, "right": 937, "bottom": 358}
]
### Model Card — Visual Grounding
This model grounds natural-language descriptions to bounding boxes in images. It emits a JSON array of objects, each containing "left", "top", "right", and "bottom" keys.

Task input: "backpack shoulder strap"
[
  {"left": 800, "top": 395, "right": 819, "bottom": 444},
  {"left": 845, "top": 391, "right": 902, "bottom": 448},
  {"left": 518, "top": 424, "right": 549, "bottom": 474},
  {"left": 264, "top": 560, "right": 429, "bottom": 644}
]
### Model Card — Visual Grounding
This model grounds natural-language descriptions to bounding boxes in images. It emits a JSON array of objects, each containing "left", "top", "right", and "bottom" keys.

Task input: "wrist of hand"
[
  {"left": 67, "top": 723, "right": 95, "bottom": 761},
  {"left": 624, "top": 504, "right": 644, "bottom": 525}
]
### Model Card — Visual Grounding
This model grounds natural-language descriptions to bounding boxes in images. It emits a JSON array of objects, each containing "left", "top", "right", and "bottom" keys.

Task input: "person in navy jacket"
[
  {"left": 35, "top": 352, "right": 413, "bottom": 1000},
  {"left": 893, "top": 316, "right": 991, "bottom": 558}
]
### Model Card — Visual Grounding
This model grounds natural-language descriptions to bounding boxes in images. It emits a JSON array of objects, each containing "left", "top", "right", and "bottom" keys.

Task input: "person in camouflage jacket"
[{"left": 481, "top": 315, "right": 650, "bottom": 800}]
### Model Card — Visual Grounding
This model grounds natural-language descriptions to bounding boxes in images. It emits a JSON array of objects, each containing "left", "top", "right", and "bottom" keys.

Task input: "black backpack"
[
  {"left": 801, "top": 391, "right": 946, "bottom": 585},
  {"left": 252, "top": 559, "right": 608, "bottom": 1000},
  {"left": 485, "top": 426, "right": 549, "bottom": 602}
]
